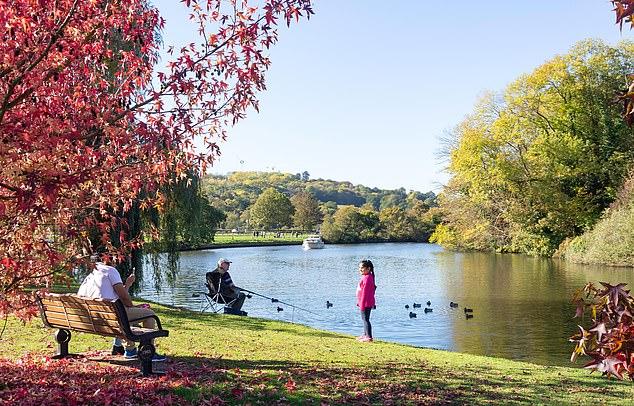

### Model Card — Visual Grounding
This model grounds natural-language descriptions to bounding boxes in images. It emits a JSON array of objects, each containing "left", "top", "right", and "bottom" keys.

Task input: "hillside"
[{"left": 203, "top": 171, "right": 437, "bottom": 232}]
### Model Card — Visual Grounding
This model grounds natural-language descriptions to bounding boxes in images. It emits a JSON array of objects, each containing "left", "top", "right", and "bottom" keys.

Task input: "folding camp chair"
[{"left": 200, "top": 272, "right": 239, "bottom": 314}]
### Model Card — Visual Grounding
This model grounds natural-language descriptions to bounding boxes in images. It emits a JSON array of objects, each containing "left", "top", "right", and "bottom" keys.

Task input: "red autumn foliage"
[
  {"left": 0, "top": 0, "right": 313, "bottom": 320},
  {"left": 612, "top": 1, "right": 634, "bottom": 125},
  {"left": 570, "top": 282, "right": 634, "bottom": 380},
  {"left": 284, "top": 377, "right": 297, "bottom": 392},
  {"left": 613, "top": 0, "right": 634, "bottom": 29},
  {"left": 0, "top": 353, "right": 191, "bottom": 405}
]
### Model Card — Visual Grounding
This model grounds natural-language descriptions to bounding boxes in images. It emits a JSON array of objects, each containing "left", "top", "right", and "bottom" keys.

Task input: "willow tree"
[{"left": 142, "top": 172, "right": 225, "bottom": 292}]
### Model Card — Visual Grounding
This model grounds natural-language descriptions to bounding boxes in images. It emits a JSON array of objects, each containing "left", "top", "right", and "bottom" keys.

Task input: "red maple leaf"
[
  {"left": 584, "top": 355, "right": 626, "bottom": 380},
  {"left": 284, "top": 378, "right": 297, "bottom": 392}
]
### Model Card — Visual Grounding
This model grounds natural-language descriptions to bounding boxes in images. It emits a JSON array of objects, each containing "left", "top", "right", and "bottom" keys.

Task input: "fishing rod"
[{"left": 237, "top": 286, "right": 321, "bottom": 316}]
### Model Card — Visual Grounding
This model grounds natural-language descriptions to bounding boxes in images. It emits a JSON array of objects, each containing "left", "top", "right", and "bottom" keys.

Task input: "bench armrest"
[{"left": 128, "top": 314, "right": 164, "bottom": 330}]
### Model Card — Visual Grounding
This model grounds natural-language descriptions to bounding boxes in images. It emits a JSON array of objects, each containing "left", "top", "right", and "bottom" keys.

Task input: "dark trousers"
[
  {"left": 229, "top": 292, "right": 246, "bottom": 310},
  {"left": 361, "top": 307, "right": 372, "bottom": 338},
  {"left": 220, "top": 289, "right": 246, "bottom": 311}
]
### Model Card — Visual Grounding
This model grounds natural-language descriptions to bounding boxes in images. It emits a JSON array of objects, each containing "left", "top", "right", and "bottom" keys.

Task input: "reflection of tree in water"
[{"left": 435, "top": 252, "right": 634, "bottom": 366}]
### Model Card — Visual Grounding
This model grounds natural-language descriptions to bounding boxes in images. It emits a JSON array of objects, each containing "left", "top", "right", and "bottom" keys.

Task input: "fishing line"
[{"left": 237, "top": 286, "right": 322, "bottom": 317}]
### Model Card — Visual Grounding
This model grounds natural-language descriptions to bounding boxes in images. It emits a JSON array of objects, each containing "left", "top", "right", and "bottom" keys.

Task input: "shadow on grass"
[
  {"left": 157, "top": 354, "right": 632, "bottom": 405},
  {"left": 410, "top": 362, "right": 634, "bottom": 405}
]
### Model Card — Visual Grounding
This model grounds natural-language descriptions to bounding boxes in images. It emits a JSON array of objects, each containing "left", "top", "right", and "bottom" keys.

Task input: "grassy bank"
[
  {"left": 213, "top": 232, "right": 307, "bottom": 245},
  {"left": 174, "top": 232, "right": 307, "bottom": 250},
  {"left": 561, "top": 203, "right": 634, "bottom": 267},
  {"left": 2, "top": 303, "right": 633, "bottom": 404}
]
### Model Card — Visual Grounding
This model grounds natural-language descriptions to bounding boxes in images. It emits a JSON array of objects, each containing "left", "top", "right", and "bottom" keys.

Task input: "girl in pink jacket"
[{"left": 356, "top": 259, "right": 376, "bottom": 342}]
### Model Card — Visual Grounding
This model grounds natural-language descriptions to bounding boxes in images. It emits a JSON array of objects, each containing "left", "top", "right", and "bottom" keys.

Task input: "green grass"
[
  {"left": 211, "top": 232, "right": 308, "bottom": 245},
  {"left": 3, "top": 302, "right": 634, "bottom": 404}
]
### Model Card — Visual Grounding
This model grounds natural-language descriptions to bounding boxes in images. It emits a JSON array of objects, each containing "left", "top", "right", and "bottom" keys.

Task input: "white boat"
[{"left": 302, "top": 235, "right": 325, "bottom": 249}]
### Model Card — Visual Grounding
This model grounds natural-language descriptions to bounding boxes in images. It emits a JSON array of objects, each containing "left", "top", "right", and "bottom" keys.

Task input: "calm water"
[{"left": 137, "top": 243, "right": 634, "bottom": 366}]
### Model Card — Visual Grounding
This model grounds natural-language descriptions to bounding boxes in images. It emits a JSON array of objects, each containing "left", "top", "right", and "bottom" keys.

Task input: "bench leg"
[
  {"left": 138, "top": 341, "right": 155, "bottom": 376},
  {"left": 52, "top": 329, "right": 71, "bottom": 359}
]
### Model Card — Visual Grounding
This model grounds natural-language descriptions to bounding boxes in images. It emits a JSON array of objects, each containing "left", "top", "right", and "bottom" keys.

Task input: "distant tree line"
[{"left": 202, "top": 171, "right": 439, "bottom": 243}]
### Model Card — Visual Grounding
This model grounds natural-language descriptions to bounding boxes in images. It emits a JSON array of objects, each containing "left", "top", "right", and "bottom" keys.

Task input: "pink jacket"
[{"left": 356, "top": 274, "right": 376, "bottom": 310}]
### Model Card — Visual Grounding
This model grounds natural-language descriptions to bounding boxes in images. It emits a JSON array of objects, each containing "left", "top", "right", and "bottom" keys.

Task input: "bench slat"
[
  {"left": 43, "top": 304, "right": 89, "bottom": 317},
  {"left": 42, "top": 304, "right": 119, "bottom": 321},
  {"left": 43, "top": 298, "right": 116, "bottom": 314},
  {"left": 85, "top": 303, "right": 118, "bottom": 313},
  {"left": 45, "top": 318, "right": 121, "bottom": 336},
  {"left": 46, "top": 308, "right": 117, "bottom": 321},
  {"left": 45, "top": 313, "right": 122, "bottom": 329},
  {"left": 45, "top": 313, "right": 120, "bottom": 328}
]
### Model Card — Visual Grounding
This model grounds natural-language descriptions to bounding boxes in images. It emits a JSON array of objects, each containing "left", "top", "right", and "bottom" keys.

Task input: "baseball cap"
[{"left": 218, "top": 258, "right": 232, "bottom": 266}]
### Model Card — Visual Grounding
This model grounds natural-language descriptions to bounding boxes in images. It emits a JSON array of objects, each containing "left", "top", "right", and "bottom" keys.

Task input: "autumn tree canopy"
[
  {"left": 290, "top": 191, "right": 322, "bottom": 231},
  {"left": 432, "top": 40, "right": 634, "bottom": 256},
  {"left": 0, "top": 0, "right": 313, "bottom": 319}
]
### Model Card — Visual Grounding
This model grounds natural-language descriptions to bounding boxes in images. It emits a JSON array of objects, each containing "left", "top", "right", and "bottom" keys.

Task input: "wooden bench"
[{"left": 37, "top": 293, "right": 169, "bottom": 376}]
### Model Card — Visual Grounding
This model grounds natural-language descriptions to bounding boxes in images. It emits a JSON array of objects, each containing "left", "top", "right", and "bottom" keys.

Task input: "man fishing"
[{"left": 207, "top": 258, "right": 247, "bottom": 315}]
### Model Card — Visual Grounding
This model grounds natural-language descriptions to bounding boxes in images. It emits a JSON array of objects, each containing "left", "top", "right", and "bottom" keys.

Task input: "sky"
[{"left": 152, "top": 0, "right": 629, "bottom": 193}]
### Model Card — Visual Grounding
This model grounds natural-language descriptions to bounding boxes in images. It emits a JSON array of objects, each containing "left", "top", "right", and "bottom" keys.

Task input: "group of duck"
[
  {"left": 406, "top": 301, "right": 474, "bottom": 319},
  {"left": 322, "top": 299, "right": 474, "bottom": 320}
]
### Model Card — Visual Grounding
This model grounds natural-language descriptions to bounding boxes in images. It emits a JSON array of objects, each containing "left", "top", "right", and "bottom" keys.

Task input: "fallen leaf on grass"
[{"left": 284, "top": 378, "right": 296, "bottom": 392}]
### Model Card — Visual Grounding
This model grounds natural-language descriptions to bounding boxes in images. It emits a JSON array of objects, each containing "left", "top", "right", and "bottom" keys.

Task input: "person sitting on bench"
[
  {"left": 78, "top": 256, "right": 166, "bottom": 360},
  {"left": 206, "top": 258, "right": 246, "bottom": 312}
]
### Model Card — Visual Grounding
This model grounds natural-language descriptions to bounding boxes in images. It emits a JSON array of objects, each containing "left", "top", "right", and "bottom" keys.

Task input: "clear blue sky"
[{"left": 153, "top": 0, "right": 628, "bottom": 193}]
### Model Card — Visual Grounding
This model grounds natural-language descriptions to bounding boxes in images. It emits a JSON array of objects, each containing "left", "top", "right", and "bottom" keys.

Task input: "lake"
[{"left": 136, "top": 243, "right": 634, "bottom": 366}]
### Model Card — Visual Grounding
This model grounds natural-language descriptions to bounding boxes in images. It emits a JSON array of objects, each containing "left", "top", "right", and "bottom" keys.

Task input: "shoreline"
[
  {"left": 178, "top": 239, "right": 429, "bottom": 252},
  {"left": 179, "top": 240, "right": 302, "bottom": 251}
]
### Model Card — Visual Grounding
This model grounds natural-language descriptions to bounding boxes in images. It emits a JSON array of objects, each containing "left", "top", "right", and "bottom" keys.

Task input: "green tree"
[
  {"left": 409, "top": 203, "right": 442, "bottom": 242},
  {"left": 405, "top": 191, "right": 436, "bottom": 210},
  {"left": 379, "top": 207, "right": 414, "bottom": 241},
  {"left": 249, "top": 188, "right": 294, "bottom": 229},
  {"left": 321, "top": 201, "right": 338, "bottom": 216},
  {"left": 144, "top": 173, "right": 225, "bottom": 290},
  {"left": 358, "top": 207, "right": 381, "bottom": 240},
  {"left": 202, "top": 171, "right": 437, "bottom": 226},
  {"left": 321, "top": 206, "right": 379, "bottom": 243},
  {"left": 320, "top": 213, "right": 340, "bottom": 242},
  {"left": 291, "top": 191, "right": 323, "bottom": 231},
  {"left": 436, "top": 39, "right": 634, "bottom": 256},
  {"left": 223, "top": 212, "right": 242, "bottom": 230}
]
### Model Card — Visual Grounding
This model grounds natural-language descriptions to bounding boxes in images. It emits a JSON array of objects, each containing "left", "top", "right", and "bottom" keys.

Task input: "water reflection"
[{"left": 136, "top": 243, "right": 634, "bottom": 366}]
